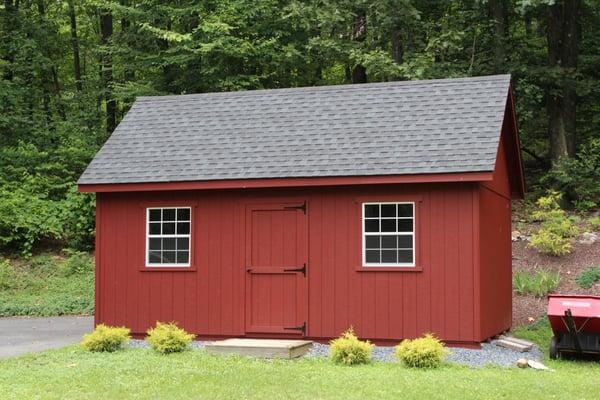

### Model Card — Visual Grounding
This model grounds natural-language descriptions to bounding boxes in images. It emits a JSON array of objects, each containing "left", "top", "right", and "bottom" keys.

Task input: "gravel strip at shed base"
[
  {"left": 129, "top": 339, "right": 542, "bottom": 368},
  {"left": 306, "top": 340, "right": 543, "bottom": 368}
]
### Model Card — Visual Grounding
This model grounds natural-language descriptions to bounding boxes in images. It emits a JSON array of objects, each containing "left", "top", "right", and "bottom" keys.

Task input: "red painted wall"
[
  {"left": 94, "top": 181, "right": 508, "bottom": 344},
  {"left": 478, "top": 133, "right": 513, "bottom": 339}
]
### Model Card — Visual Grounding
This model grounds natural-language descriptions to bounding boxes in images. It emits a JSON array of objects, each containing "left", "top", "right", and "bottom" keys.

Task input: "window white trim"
[
  {"left": 362, "top": 202, "right": 415, "bottom": 267},
  {"left": 145, "top": 207, "right": 192, "bottom": 267}
]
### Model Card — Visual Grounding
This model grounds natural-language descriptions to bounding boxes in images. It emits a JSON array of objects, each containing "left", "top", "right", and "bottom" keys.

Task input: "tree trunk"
[
  {"left": 391, "top": 27, "right": 403, "bottom": 65},
  {"left": 546, "top": 0, "right": 581, "bottom": 162},
  {"left": 488, "top": 0, "right": 507, "bottom": 73},
  {"left": 560, "top": 0, "right": 580, "bottom": 156},
  {"left": 351, "top": 9, "right": 367, "bottom": 84},
  {"left": 67, "top": 0, "right": 82, "bottom": 91},
  {"left": 100, "top": 8, "right": 116, "bottom": 137}
]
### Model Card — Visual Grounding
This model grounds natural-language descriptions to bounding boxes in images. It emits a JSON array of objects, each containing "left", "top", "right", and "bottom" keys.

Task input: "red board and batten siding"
[{"left": 95, "top": 181, "right": 485, "bottom": 344}]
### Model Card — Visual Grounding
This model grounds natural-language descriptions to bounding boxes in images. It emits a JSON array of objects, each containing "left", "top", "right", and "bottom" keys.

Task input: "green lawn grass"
[
  {"left": 0, "top": 345, "right": 598, "bottom": 400},
  {"left": 0, "top": 253, "right": 94, "bottom": 317}
]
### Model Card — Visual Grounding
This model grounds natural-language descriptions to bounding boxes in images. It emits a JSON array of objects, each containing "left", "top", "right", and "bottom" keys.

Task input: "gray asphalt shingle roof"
[{"left": 78, "top": 74, "right": 511, "bottom": 185}]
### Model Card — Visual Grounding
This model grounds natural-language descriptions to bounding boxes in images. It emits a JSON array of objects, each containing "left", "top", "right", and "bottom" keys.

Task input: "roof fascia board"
[{"left": 78, "top": 172, "right": 493, "bottom": 193}]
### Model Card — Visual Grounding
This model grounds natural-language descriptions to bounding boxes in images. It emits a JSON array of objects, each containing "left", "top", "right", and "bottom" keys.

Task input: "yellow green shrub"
[
  {"left": 395, "top": 333, "right": 448, "bottom": 368},
  {"left": 329, "top": 327, "right": 374, "bottom": 365},
  {"left": 81, "top": 324, "right": 131, "bottom": 352},
  {"left": 528, "top": 191, "right": 577, "bottom": 256},
  {"left": 146, "top": 322, "right": 195, "bottom": 354}
]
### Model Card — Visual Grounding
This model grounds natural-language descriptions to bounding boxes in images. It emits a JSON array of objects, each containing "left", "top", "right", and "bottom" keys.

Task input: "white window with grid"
[
  {"left": 362, "top": 202, "right": 415, "bottom": 267},
  {"left": 146, "top": 207, "right": 191, "bottom": 267}
]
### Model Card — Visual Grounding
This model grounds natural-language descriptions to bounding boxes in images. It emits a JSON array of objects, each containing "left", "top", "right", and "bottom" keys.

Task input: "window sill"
[
  {"left": 139, "top": 266, "right": 197, "bottom": 272},
  {"left": 356, "top": 265, "right": 422, "bottom": 272}
]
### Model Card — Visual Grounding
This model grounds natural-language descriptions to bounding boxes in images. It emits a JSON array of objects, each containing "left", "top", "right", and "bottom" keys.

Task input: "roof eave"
[{"left": 78, "top": 171, "right": 494, "bottom": 193}]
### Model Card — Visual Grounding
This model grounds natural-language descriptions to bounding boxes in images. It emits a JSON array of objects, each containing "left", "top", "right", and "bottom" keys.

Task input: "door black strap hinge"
[
  {"left": 283, "top": 321, "right": 306, "bottom": 334},
  {"left": 284, "top": 201, "right": 307, "bottom": 214},
  {"left": 283, "top": 263, "right": 306, "bottom": 277}
]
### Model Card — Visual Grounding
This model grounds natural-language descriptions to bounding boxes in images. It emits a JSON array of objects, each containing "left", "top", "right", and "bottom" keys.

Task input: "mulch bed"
[{"left": 511, "top": 228, "right": 600, "bottom": 327}]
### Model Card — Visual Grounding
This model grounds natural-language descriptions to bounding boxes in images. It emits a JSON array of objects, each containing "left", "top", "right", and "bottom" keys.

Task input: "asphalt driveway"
[{"left": 0, "top": 316, "right": 93, "bottom": 359}]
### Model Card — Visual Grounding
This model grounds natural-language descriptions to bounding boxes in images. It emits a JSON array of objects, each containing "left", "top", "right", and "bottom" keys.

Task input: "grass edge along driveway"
[{"left": 0, "top": 346, "right": 598, "bottom": 400}]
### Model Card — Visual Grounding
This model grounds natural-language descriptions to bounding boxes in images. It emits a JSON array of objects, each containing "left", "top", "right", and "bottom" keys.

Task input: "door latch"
[
  {"left": 283, "top": 321, "right": 306, "bottom": 334},
  {"left": 283, "top": 263, "right": 307, "bottom": 277},
  {"left": 283, "top": 201, "right": 307, "bottom": 214}
]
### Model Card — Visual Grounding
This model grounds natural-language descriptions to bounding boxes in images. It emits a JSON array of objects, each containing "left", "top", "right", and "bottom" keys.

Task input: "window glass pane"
[
  {"left": 398, "top": 250, "right": 413, "bottom": 263},
  {"left": 163, "top": 208, "right": 176, "bottom": 221},
  {"left": 177, "top": 222, "right": 190, "bottom": 235},
  {"left": 398, "top": 235, "right": 412, "bottom": 248},
  {"left": 381, "top": 235, "right": 397, "bottom": 248},
  {"left": 162, "top": 251, "right": 176, "bottom": 263},
  {"left": 176, "top": 251, "right": 189, "bottom": 264},
  {"left": 365, "top": 236, "right": 380, "bottom": 249},
  {"left": 381, "top": 219, "right": 396, "bottom": 232},
  {"left": 149, "top": 251, "right": 161, "bottom": 263},
  {"left": 365, "top": 250, "right": 380, "bottom": 263},
  {"left": 149, "top": 238, "right": 161, "bottom": 250},
  {"left": 382, "top": 250, "right": 397, "bottom": 263},
  {"left": 177, "top": 208, "right": 190, "bottom": 221},
  {"left": 149, "top": 209, "right": 162, "bottom": 221},
  {"left": 162, "top": 222, "right": 175, "bottom": 235},
  {"left": 177, "top": 238, "right": 189, "bottom": 250},
  {"left": 381, "top": 204, "right": 396, "bottom": 217},
  {"left": 364, "top": 204, "right": 379, "bottom": 218},
  {"left": 397, "top": 219, "right": 413, "bottom": 232},
  {"left": 365, "top": 219, "right": 379, "bottom": 232},
  {"left": 163, "top": 238, "right": 176, "bottom": 250},
  {"left": 398, "top": 204, "right": 413, "bottom": 217},
  {"left": 149, "top": 223, "right": 161, "bottom": 235}
]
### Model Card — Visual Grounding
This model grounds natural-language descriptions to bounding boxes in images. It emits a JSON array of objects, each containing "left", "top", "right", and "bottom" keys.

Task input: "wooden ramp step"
[{"left": 205, "top": 339, "right": 313, "bottom": 359}]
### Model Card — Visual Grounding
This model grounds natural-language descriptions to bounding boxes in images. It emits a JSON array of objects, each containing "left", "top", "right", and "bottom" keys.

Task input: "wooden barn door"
[{"left": 245, "top": 202, "right": 308, "bottom": 336}]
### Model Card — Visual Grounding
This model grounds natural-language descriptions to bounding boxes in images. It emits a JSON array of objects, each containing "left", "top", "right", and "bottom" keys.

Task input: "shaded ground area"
[{"left": 0, "top": 316, "right": 93, "bottom": 359}]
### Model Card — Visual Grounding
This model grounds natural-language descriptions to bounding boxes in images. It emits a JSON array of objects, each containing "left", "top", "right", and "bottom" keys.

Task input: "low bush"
[
  {"left": 81, "top": 324, "right": 131, "bottom": 352},
  {"left": 146, "top": 322, "right": 195, "bottom": 354},
  {"left": 329, "top": 327, "right": 373, "bottom": 365},
  {"left": 395, "top": 333, "right": 448, "bottom": 368},
  {"left": 576, "top": 267, "right": 600, "bottom": 289},
  {"left": 513, "top": 270, "right": 561, "bottom": 297},
  {"left": 0, "top": 258, "right": 16, "bottom": 290},
  {"left": 60, "top": 250, "right": 93, "bottom": 276},
  {"left": 528, "top": 191, "right": 577, "bottom": 256}
]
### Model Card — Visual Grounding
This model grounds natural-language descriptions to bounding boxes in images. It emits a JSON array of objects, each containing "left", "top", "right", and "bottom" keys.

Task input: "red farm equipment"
[{"left": 547, "top": 294, "right": 600, "bottom": 359}]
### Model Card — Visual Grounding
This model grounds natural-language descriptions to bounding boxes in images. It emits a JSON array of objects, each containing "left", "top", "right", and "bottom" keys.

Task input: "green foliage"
[
  {"left": 0, "top": 252, "right": 94, "bottom": 317},
  {"left": 60, "top": 250, "right": 94, "bottom": 276},
  {"left": 0, "top": 258, "right": 16, "bottom": 290},
  {"left": 0, "top": 182, "right": 62, "bottom": 256},
  {"left": 329, "top": 327, "right": 373, "bottom": 365},
  {"left": 544, "top": 139, "right": 600, "bottom": 211},
  {"left": 575, "top": 266, "right": 600, "bottom": 289},
  {"left": 81, "top": 324, "right": 131, "bottom": 352},
  {"left": 590, "top": 217, "right": 600, "bottom": 231},
  {"left": 146, "top": 322, "right": 195, "bottom": 354},
  {"left": 528, "top": 191, "right": 578, "bottom": 256},
  {"left": 61, "top": 186, "right": 96, "bottom": 251},
  {"left": 395, "top": 334, "right": 448, "bottom": 369},
  {"left": 513, "top": 269, "right": 561, "bottom": 297}
]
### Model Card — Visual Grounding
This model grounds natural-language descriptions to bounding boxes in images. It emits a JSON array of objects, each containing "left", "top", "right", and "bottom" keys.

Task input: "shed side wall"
[{"left": 95, "top": 182, "right": 479, "bottom": 342}]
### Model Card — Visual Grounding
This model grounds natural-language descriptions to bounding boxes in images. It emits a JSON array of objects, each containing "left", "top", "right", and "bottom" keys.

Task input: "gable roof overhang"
[{"left": 78, "top": 171, "right": 493, "bottom": 193}]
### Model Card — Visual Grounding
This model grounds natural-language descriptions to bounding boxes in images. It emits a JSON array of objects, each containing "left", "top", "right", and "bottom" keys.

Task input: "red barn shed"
[{"left": 78, "top": 75, "right": 524, "bottom": 346}]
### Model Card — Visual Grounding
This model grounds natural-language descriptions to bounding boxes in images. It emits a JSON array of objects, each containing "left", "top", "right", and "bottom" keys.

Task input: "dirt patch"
[{"left": 511, "top": 227, "right": 600, "bottom": 327}]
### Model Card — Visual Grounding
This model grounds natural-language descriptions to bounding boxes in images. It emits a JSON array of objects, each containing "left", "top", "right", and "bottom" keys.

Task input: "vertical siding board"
[
  {"left": 416, "top": 190, "right": 432, "bottom": 336},
  {"left": 458, "top": 185, "right": 475, "bottom": 341},
  {"left": 334, "top": 192, "right": 349, "bottom": 333},
  {"left": 444, "top": 188, "right": 461, "bottom": 340},
  {"left": 308, "top": 192, "right": 322, "bottom": 337},
  {"left": 429, "top": 188, "right": 445, "bottom": 338},
  {"left": 348, "top": 198, "right": 363, "bottom": 335},
  {"left": 321, "top": 192, "right": 335, "bottom": 336}
]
